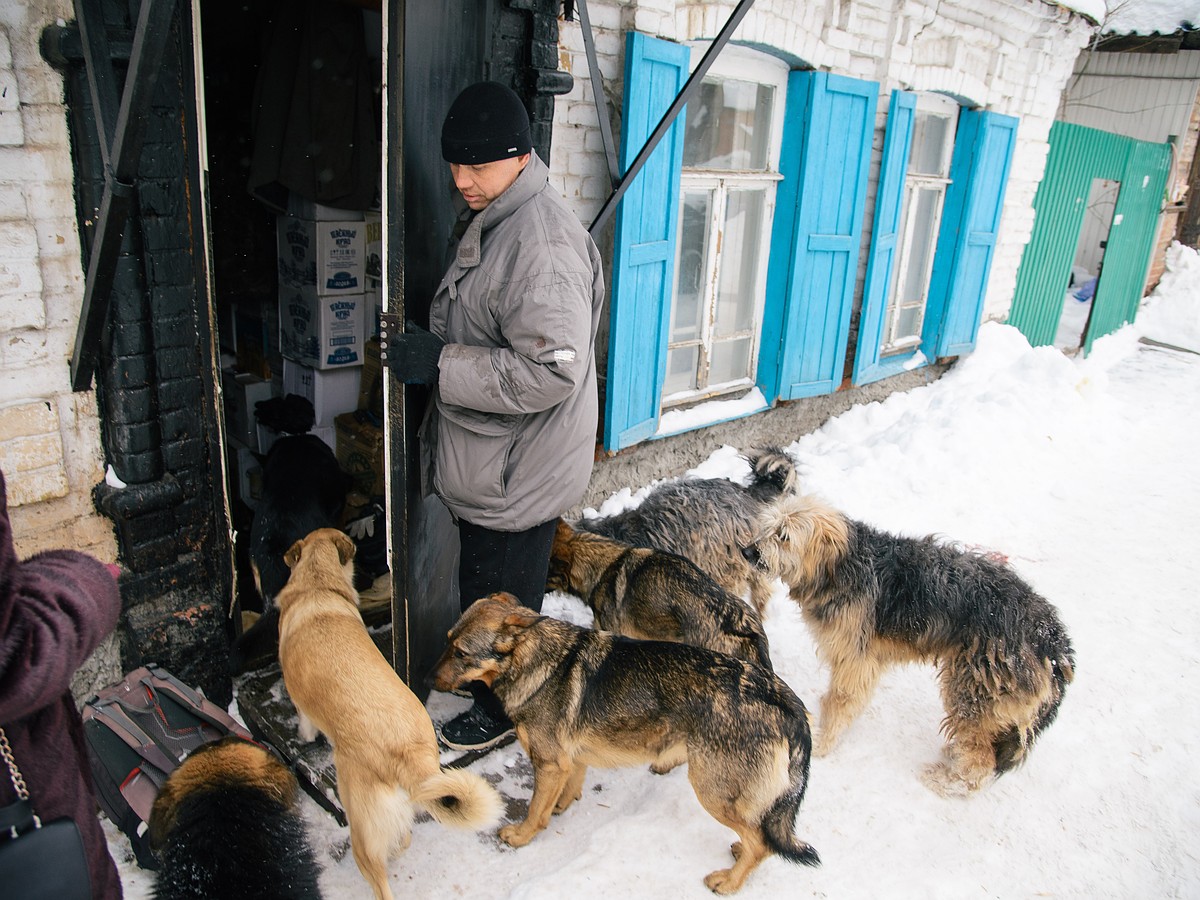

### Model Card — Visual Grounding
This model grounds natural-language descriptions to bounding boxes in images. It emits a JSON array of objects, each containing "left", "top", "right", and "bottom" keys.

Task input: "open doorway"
[
  {"left": 195, "top": 0, "right": 388, "bottom": 822},
  {"left": 1055, "top": 177, "right": 1119, "bottom": 352},
  {"left": 196, "top": 0, "right": 388, "bottom": 657}
]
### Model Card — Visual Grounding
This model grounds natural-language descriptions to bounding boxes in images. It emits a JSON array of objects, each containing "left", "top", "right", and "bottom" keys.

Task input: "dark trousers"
[{"left": 457, "top": 517, "right": 557, "bottom": 721}]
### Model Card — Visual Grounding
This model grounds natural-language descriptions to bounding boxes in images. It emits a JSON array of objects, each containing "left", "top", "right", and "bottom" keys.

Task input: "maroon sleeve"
[{"left": 0, "top": 549, "right": 122, "bottom": 722}]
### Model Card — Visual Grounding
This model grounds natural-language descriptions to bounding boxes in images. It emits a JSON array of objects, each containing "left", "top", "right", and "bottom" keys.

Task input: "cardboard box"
[
  {"left": 234, "top": 445, "right": 264, "bottom": 509},
  {"left": 222, "top": 369, "right": 275, "bottom": 451},
  {"left": 278, "top": 284, "right": 367, "bottom": 369},
  {"left": 336, "top": 410, "right": 385, "bottom": 498},
  {"left": 358, "top": 337, "right": 383, "bottom": 422},
  {"left": 363, "top": 211, "right": 382, "bottom": 291},
  {"left": 277, "top": 216, "right": 366, "bottom": 294},
  {"left": 283, "top": 358, "right": 361, "bottom": 426}
]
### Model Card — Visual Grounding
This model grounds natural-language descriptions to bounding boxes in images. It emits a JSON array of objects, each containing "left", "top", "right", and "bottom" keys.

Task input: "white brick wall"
[
  {"left": 552, "top": 0, "right": 1096, "bottom": 327},
  {"left": 0, "top": 2, "right": 114, "bottom": 560}
]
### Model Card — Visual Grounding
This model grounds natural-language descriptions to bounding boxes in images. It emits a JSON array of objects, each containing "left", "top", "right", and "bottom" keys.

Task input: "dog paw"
[
  {"left": 704, "top": 867, "right": 746, "bottom": 895},
  {"left": 920, "top": 762, "right": 974, "bottom": 797},
  {"left": 499, "top": 823, "right": 535, "bottom": 848}
]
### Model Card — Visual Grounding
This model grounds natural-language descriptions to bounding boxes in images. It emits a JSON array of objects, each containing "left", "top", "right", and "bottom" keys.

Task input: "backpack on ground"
[{"left": 81, "top": 663, "right": 255, "bottom": 869}]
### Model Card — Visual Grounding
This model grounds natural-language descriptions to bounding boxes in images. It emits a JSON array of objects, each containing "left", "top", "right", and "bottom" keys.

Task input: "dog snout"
[{"left": 741, "top": 543, "right": 763, "bottom": 568}]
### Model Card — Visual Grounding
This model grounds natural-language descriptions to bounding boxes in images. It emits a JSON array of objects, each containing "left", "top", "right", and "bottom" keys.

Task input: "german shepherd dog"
[
  {"left": 742, "top": 494, "right": 1076, "bottom": 796},
  {"left": 148, "top": 736, "right": 324, "bottom": 900},
  {"left": 231, "top": 434, "right": 353, "bottom": 673},
  {"left": 576, "top": 447, "right": 797, "bottom": 614},
  {"left": 429, "top": 593, "right": 820, "bottom": 895},
  {"left": 277, "top": 528, "right": 502, "bottom": 900},
  {"left": 546, "top": 518, "right": 773, "bottom": 670}
]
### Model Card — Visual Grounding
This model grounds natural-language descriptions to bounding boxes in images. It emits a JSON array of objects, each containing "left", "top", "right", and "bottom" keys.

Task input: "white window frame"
[
  {"left": 663, "top": 45, "right": 789, "bottom": 408},
  {"left": 883, "top": 92, "right": 960, "bottom": 356}
]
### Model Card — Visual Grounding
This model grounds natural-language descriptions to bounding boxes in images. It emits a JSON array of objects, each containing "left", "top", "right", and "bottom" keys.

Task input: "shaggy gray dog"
[{"left": 743, "top": 493, "right": 1076, "bottom": 796}]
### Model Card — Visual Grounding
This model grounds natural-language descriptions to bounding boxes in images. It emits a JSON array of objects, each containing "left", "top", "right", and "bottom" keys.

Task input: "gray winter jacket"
[{"left": 422, "top": 152, "right": 605, "bottom": 531}]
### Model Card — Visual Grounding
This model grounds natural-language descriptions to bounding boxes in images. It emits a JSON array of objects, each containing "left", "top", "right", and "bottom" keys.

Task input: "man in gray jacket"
[{"left": 390, "top": 81, "right": 605, "bottom": 750}]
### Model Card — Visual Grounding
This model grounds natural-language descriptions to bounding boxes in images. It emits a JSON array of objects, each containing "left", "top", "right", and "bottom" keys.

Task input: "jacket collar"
[{"left": 453, "top": 152, "right": 548, "bottom": 269}]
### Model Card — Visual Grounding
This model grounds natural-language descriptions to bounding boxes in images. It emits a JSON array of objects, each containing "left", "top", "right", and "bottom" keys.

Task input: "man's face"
[{"left": 450, "top": 153, "right": 530, "bottom": 211}]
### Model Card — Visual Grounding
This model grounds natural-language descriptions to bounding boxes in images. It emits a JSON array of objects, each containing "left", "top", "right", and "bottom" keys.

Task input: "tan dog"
[
  {"left": 277, "top": 528, "right": 502, "bottom": 900},
  {"left": 430, "top": 592, "right": 820, "bottom": 895}
]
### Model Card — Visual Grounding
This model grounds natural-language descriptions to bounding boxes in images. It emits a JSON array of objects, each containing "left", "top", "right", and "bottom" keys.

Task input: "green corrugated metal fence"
[{"left": 1009, "top": 121, "right": 1171, "bottom": 353}]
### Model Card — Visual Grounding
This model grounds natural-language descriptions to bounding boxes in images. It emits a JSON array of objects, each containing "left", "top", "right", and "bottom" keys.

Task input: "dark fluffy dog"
[
  {"left": 742, "top": 494, "right": 1076, "bottom": 795},
  {"left": 577, "top": 447, "right": 797, "bottom": 614},
  {"left": 546, "top": 518, "right": 773, "bottom": 670},
  {"left": 231, "top": 434, "right": 353, "bottom": 673},
  {"left": 429, "top": 592, "right": 819, "bottom": 894},
  {"left": 148, "top": 736, "right": 323, "bottom": 899}
]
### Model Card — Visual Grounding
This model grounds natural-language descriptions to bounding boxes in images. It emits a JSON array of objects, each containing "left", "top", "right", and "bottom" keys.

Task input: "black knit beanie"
[{"left": 441, "top": 81, "right": 532, "bottom": 164}]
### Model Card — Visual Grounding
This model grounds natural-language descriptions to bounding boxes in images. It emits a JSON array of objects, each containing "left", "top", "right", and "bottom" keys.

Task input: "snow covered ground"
[{"left": 109, "top": 242, "right": 1200, "bottom": 898}]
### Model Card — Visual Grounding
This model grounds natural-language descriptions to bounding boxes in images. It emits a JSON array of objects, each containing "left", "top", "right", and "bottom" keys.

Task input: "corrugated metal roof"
[{"left": 1061, "top": 50, "right": 1200, "bottom": 142}]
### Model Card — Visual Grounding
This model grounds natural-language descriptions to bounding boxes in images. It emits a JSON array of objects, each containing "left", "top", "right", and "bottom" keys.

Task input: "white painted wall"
[{"left": 0, "top": 1, "right": 115, "bottom": 560}]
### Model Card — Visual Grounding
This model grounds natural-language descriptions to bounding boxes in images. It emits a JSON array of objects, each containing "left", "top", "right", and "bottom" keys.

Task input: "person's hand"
[{"left": 387, "top": 321, "right": 445, "bottom": 385}]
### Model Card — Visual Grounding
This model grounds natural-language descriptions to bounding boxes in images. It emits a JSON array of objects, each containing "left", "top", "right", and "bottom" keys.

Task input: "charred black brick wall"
[
  {"left": 497, "top": 0, "right": 574, "bottom": 162},
  {"left": 49, "top": 0, "right": 233, "bottom": 706}
]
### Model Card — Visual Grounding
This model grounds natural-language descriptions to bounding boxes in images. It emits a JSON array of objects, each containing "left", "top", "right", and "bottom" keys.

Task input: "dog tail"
[
  {"left": 993, "top": 648, "right": 1076, "bottom": 775},
  {"left": 744, "top": 447, "right": 798, "bottom": 501},
  {"left": 760, "top": 710, "right": 820, "bottom": 868},
  {"left": 412, "top": 768, "right": 504, "bottom": 831},
  {"left": 761, "top": 786, "right": 820, "bottom": 868}
]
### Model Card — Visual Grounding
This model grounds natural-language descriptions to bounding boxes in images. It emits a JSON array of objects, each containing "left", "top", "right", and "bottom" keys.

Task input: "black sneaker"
[{"left": 438, "top": 704, "right": 515, "bottom": 752}]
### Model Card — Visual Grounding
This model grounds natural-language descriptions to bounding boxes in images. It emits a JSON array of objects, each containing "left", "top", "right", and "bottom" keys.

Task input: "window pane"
[
  {"left": 665, "top": 344, "right": 699, "bottom": 395},
  {"left": 673, "top": 191, "right": 712, "bottom": 344},
  {"left": 709, "top": 337, "right": 751, "bottom": 385},
  {"left": 715, "top": 190, "right": 764, "bottom": 335},
  {"left": 683, "top": 79, "right": 774, "bottom": 170},
  {"left": 909, "top": 111, "right": 951, "bottom": 177},
  {"left": 899, "top": 187, "right": 940, "bottom": 307},
  {"left": 895, "top": 305, "right": 921, "bottom": 342}
]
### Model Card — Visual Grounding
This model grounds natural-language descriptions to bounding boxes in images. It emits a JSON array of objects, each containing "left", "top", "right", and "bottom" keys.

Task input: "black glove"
[{"left": 388, "top": 321, "right": 445, "bottom": 385}]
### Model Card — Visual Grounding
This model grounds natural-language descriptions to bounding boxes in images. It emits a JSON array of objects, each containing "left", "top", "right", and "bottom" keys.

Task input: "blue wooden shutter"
[
  {"left": 603, "top": 33, "right": 689, "bottom": 452},
  {"left": 852, "top": 91, "right": 916, "bottom": 386},
  {"left": 923, "top": 109, "right": 1019, "bottom": 358},
  {"left": 760, "top": 71, "right": 878, "bottom": 403}
]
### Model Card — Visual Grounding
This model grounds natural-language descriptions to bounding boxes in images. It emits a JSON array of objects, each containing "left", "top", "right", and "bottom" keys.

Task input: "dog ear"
[
  {"left": 494, "top": 612, "right": 539, "bottom": 655},
  {"left": 491, "top": 591, "right": 521, "bottom": 607},
  {"left": 331, "top": 529, "right": 356, "bottom": 565},
  {"left": 501, "top": 611, "right": 542, "bottom": 630},
  {"left": 283, "top": 538, "right": 305, "bottom": 569}
]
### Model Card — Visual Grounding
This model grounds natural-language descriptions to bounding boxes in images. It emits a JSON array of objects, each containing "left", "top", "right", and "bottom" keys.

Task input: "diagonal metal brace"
[
  {"left": 587, "top": 0, "right": 758, "bottom": 237},
  {"left": 70, "top": 0, "right": 180, "bottom": 392}
]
